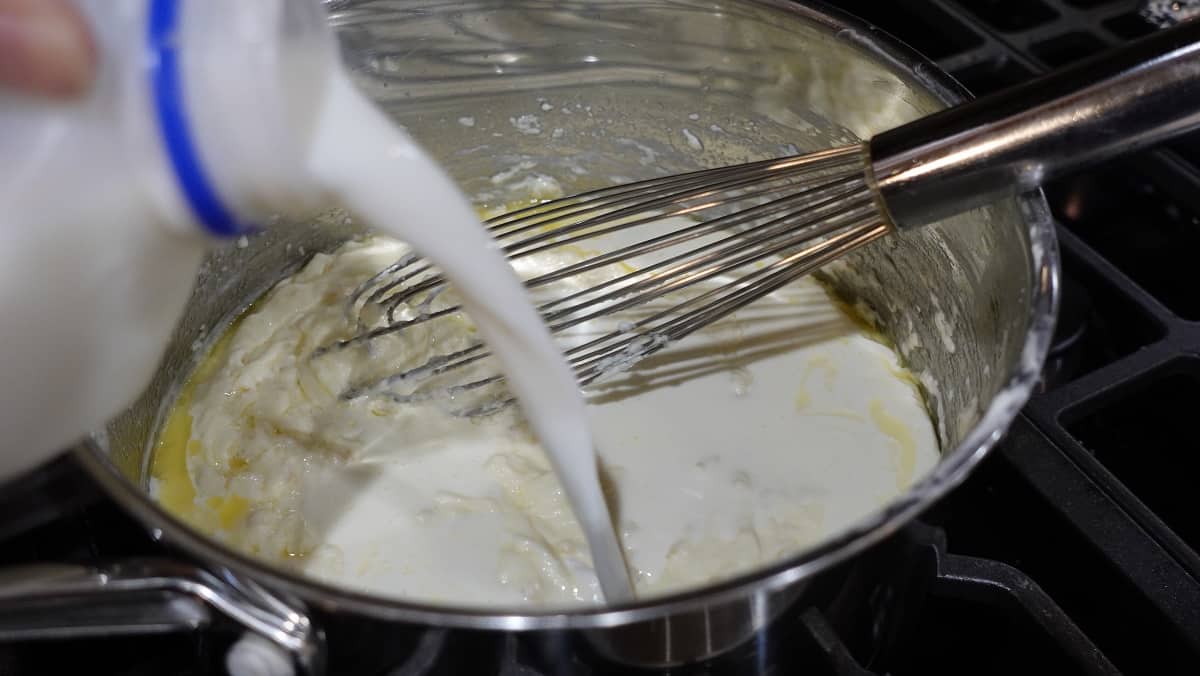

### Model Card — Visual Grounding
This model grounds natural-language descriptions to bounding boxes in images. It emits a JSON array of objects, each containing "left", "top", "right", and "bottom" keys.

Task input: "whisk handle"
[{"left": 869, "top": 19, "right": 1200, "bottom": 230}]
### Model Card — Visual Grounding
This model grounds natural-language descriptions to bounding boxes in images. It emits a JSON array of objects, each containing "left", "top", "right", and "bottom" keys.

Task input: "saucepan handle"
[
  {"left": 0, "top": 559, "right": 323, "bottom": 676},
  {"left": 870, "top": 18, "right": 1200, "bottom": 229}
]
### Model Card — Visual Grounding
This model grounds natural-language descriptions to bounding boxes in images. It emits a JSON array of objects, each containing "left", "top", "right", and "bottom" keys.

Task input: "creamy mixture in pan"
[{"left": 151, "top": 210, "right": 939, "bottom": 608}]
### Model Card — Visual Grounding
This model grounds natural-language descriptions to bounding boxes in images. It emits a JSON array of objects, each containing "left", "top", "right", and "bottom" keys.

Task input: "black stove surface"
[{"left": 4, "top": 1, "right": 1200, "bottom": 674}]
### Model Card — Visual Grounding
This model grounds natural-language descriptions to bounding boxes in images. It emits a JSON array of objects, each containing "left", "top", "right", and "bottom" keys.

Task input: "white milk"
[{"left": 304, "top": 76, "right": 634, "bottom": 603}]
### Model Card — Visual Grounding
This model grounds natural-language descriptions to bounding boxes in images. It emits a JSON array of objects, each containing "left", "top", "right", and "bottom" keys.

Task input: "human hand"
[{"left": 0, "top": 0, "right": 94, "bottom": 98}]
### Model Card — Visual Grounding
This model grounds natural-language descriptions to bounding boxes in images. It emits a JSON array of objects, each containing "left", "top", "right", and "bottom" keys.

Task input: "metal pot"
[{"left": 1, "top": 1, "right": 1057, "bottom": 673}]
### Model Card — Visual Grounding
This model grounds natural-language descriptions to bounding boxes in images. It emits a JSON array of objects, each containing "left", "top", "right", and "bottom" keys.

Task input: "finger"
[{"left": 0, "top": 0, "right": 95, "bottom": 99}]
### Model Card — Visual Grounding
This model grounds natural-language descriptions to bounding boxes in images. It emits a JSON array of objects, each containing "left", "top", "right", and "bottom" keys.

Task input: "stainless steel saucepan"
[{"left": 0, "top": 1, "right": 1057, "bottom": 673}]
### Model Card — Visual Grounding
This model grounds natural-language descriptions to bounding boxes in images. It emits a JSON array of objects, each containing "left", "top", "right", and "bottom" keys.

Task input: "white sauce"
[{"left": 167, "top": 225, "right": 939, "bottom": 607}]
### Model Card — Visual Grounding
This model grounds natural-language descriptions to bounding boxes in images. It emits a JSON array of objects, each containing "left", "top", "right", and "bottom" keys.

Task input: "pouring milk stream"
[{"left": 0, "top": 0, "right": 634, "bottom": 603}]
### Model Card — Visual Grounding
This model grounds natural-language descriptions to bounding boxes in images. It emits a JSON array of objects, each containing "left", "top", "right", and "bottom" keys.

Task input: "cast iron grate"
[
  {"left": 826, "top": 0, "right": 1200, "bottom": 671},
  {"left": 1031, "top": 30, "right": 1109, "bottom": 64},
  {"left": 1103, "top": 11, "right": 1158, "bottom": 37},
  {"left": 1050, "top": 167, "right": 1200, "bottom": 321},
  {"left": 1064, "top": 360, "right": 1200, "bottom": 555},
  {"left": 955, "top": 0, "right": 1062, "bottom": 32}
]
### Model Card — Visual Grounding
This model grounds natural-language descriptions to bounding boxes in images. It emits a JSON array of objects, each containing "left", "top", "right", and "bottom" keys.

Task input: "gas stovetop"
[{"left": 4, "top": 1, "right": 1200, "bottom": 674}]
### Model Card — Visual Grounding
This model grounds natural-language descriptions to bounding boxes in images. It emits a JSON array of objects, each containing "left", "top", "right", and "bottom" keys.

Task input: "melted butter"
[
  {"left": 869, "top": 399, "right": 917, "bottom": 489},
  {"left": 151, "top": 388, "right": 197, "bottom": 518},
  {"left": 825, "top": 290, "right": 890, "bottom": 346},
  {"left": 207, "top": 494, "right": 251, "bottom": 529},
  {"left": 879, "top": 354, "right": 923, "bottom": 390},
  {"left": 150, "top": 317, "right": 243, "bottom": 526}
]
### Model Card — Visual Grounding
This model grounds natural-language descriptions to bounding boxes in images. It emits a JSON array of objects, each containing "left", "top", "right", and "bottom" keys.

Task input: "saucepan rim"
[{"left": 76, "top": 0, "right": 1059, "bottom": 631}]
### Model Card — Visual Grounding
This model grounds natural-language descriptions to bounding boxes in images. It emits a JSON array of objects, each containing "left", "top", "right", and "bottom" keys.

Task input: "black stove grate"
[
  {"left": 4, "top": 1, "right": 1200, "bottom": 674},
  {"left": 831, "top": 0, "right": 1200, "bottom": 672}
]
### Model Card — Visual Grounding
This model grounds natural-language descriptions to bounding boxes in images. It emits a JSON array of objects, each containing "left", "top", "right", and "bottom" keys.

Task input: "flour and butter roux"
[{"left": 151, "top": 219, "right": 939, "bottom": 608}]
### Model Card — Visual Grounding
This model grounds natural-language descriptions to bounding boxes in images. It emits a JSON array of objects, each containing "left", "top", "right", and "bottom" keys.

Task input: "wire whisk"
[
  {"left": 316, "top": 20, "right": 1200, "bottom": 414},
  {"left": 321, "top": 146, "right": 887, "bottom": 413}
]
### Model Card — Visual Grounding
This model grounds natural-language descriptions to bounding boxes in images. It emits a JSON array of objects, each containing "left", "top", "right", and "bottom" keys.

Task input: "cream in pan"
[{"left": 150, "top": 215, "right": 938, "bottom": 607}]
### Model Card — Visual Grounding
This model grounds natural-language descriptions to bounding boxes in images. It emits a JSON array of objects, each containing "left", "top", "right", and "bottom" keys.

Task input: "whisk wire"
[
  {"left": 324, "top": 145, "right": 891, "bottom": 412},
  {"left": 484, "top": 145, "right": 862, "bottom": 232},
  {"left": 359, "top": 149, "right": 865, "bottom": 322}
]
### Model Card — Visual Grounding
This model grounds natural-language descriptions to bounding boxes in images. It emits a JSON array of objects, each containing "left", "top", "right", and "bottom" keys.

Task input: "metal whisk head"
[{"left": 319, "top": 143, "right": 892, "bottom": 415}]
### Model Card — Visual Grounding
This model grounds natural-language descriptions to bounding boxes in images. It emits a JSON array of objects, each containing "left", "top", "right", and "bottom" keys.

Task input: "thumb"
[{"left": 0, "top": 0, "right": 95, "bottom": 99}]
